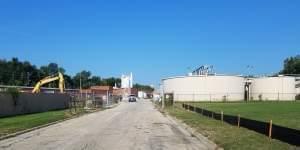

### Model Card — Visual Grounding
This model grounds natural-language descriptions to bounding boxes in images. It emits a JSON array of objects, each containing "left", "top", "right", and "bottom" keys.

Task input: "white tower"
[{"left": 121, "top": 73, "right": 133, "bottom": 88}]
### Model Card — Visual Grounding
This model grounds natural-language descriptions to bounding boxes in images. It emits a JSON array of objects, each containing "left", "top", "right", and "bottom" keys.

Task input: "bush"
[
  {"left": 296, "top": 94, "right": 300, "bottom": 100},
  {"left": 258, "top": 94, "right": 263, "bottom": 101},
  {"left": 6, "top": 87, "right": 20, "bottom": 106}
]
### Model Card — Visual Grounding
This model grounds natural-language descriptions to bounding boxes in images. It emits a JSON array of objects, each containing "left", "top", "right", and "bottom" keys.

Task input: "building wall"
[
  {"left": 121, "top": 73, "right": 133, "bottom": 88},
  {"left": 0, "top": 93, "right": 70, "bottom": 118},
  {"left": 250, "top": 77, "right": 296, "bottom": 100},
  {"left": 163, "top": 76, "right": 245, "bottom": 102}
]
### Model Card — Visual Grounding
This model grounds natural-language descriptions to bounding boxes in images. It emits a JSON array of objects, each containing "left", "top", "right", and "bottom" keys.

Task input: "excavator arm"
[{"left": 32, "top": 72, "right": 65, "bottom": 93}]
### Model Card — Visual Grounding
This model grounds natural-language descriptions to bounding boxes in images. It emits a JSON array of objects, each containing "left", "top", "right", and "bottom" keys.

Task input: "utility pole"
[
  {"left": 80, "top": 72, "right": 82, "bottom": 100},
  {"left": 12, "top": 72, "right": 15, "bottom": 85},
  {"left": 27, "top": 72, "right": 30, "bottom": 86},
  {"left": 162, "top": 95, "right": 165, "bottom": 109}
]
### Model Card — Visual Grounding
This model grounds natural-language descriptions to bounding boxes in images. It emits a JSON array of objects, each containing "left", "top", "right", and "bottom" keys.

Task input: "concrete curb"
[
  {"left": 0, "top": 116, "right": 76, "bottom": 141},
  {"left": 153, "top": 103, "right": 223, "bottom": 150},
  {"left": 165, "top": 114, "right": 223, "bottom": 150},
  {"left": 0, "top": 103, "right": 120, "bottom": 141}
]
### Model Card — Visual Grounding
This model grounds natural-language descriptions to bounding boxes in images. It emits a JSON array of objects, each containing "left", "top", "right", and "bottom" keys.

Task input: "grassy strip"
[
  {"left": 186, "top": 101, "right": 300, "bottom": 130},
  {"left": 0, "top": 108, "right": 89, "bottom": 137},
  {"left": 165, "top": 104, "right": 298, "bottom": 150}
]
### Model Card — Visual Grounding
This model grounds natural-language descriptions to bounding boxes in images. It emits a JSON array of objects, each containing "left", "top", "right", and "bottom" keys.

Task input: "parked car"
[{"left": 128, "top": 96, "right": 137, "bottom": 102}]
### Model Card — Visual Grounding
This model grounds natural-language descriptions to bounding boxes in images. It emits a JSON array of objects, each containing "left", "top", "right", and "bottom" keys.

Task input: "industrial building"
[
  {"left": 250, "top": 76, "right": 296, "bottom": 100},
  {"left": 163, "top": 75, "right": 245, "bottom": 101},
  {"left": 161, "top": 66, "right": 298, "bottom": 102}
]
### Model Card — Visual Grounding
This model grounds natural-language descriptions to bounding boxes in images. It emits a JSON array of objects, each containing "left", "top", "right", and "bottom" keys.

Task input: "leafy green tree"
[
  {"left": 280, "top": 55, "right": 300, "bottom": 74},
  {"left": 73, "top": 70, "right": 92, "bottom": 89},
  {"left": 90, "top": 76, "right": 102, "bottom": 86},
  {"left": 133, "top": 84, "right": 154, "bottom": 92},
  {"left": 0, "top": 57, "right": 123, "bottom": 90},
  {"left": 39, "top": 63, "right": 66, "bottom": 88},
  {"left": 102, "top": 77, "right": 121, "bottom": 87},
  {"left": 0, "top": 58, "right": 39, "bottom": 86}
]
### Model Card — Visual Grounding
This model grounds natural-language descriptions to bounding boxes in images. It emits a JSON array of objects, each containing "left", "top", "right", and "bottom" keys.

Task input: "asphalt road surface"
[{"left": 0, "top": 100, "right": 216, "bottom": 150}]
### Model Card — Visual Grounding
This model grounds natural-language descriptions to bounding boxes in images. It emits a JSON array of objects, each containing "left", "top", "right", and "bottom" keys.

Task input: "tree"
[
  {"left": 0, "top": 59, "right": 8, "bottom": 85},
  {"left": 64, "top": 74, "right": 74, "bottom": 89},
  {"left": 0, "top": 57, "right": 124, "bottom": 90},
  {"left": 133, "top": 84, "right": 154, "bottom": 92},
  {"left": 280, "top": 55, "right": 300, "bottom": 74},
  {"left": 102, "top": 77, "right": 121, "bottom": 87},
  {"left": 39, "top": 63, "right": 66, "bottom": 88},
  {"left": 90, "top": 76, "right": 102, "bottom": 86},
  {"left": 48, "top": 63, "right": 59, "bottom": 75},
  {"left": 73, "top": 70, "right": 92, "bottom": 89}
]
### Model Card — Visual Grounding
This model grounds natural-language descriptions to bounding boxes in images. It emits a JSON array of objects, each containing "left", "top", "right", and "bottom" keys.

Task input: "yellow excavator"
[{"left": 32, "top": 72, "right": 65, "bottom": 93}]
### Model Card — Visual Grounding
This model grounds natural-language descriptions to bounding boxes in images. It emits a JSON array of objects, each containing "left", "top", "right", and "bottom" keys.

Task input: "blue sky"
[{"left": 0, "top": 0, "right": 299, "bottom": 86}]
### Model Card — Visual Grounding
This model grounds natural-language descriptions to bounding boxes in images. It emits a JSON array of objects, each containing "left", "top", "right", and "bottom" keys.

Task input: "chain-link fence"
[{"left": 69, "top": 93, "right": 121, "bottom": 111}]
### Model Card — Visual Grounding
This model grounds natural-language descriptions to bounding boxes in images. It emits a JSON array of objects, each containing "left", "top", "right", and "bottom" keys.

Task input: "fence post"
[
  {"left": 237, "top": 114, "right": 240, "bottom": 128},
  {"left": 221, "top": 111, "right": 223, "bottom": 123},
  {"left": 69, "top": 97, "right": 72, "bottom": 113},
  {"left": 74, "top": 100, "right": 77, "bottom": 113},
  {"left": 269, "top": 120, "right": 273, "bottom": 139},
  {"left": 193, "top": 93, "right": 195, "bottom": 102},
  {"left": 69, "top": 100, "right": 72, "bottom": 113}
]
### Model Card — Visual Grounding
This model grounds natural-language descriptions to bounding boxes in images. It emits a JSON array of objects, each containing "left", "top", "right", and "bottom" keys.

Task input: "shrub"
[
  {"left": 6, "top": 87, "right": 20, "bottom": 106},
  {"left": 258, "top": 94, "right": 263, "bottom": 101}
]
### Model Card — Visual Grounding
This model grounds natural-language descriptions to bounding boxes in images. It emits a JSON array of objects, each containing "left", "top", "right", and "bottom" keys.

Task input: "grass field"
[
  {"left": 165, "top": 104, "right": 298, "bottom": 150},
  {"left": 0, "top": 109, "right": 87, "bottom": 137},
  {"left": 184, "top": 101, "right": 300, "bottom": 130}
]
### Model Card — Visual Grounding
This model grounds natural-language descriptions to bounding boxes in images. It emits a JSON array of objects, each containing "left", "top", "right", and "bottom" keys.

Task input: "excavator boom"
[{"left": 32, "top": 72, "right": 65, "bottom": 93}]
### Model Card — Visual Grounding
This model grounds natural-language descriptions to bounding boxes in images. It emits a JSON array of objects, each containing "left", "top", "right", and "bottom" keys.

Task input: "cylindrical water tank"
[
  {"left": 162, "top": 75, "right": 245, "bottom": 102},
  {"left": 250, "top": 76, "right": 296, "bottom": 100}
]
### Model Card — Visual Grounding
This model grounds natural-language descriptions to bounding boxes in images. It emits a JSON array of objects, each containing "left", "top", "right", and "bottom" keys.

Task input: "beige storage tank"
[
  {"left": 250, "top": 76, "right": 296, "bottom": 100},
  {"left": 162, "top": 75, "right": 245, "bottom": 102}
]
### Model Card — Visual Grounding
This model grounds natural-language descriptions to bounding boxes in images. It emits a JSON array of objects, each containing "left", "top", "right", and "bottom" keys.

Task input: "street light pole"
[{"left": 80, "top": 72, "right": 82, "bottom": 100}]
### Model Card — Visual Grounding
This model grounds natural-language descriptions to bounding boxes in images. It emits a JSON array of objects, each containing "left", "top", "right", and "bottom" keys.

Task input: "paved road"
[{"left": 0, "top": 100, "right": 216, "bottom": 150}]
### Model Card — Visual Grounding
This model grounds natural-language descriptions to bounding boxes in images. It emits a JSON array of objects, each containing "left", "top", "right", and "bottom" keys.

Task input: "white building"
[
  {"left": 138, "top": 91, "right": 147, "bottom": 98},
  {"left": 296, "top": 78, "right": 300, "bottom": 96},
  {"left": 250, "top": 76, "right": 296, "bottom": 100},
  {"left": 162, "top": 75, "right": 245, "bottom": 102},
  {"left": 121, "top": 73, "right": 133, "bottom": 89},
  {"left": 162, "top": 74, "right": 297, "bottom": 102}
]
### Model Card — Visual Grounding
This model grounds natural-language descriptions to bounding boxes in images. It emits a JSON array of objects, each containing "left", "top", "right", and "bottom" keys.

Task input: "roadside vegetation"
[
  {"left": 185, "top": 101, "right": 300, "bottom": 130},
  {"left": 0, "top": 108, "right": 88, "bottom": 137},
  {"left": 164, "top": 104, "right": 298, "bottom": 150}
]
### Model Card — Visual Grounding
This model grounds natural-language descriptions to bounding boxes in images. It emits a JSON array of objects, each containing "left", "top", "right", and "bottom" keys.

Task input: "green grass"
[
  {"left": 0, "top": 109, "right": 87, "bottom": 137},
  {"left": 185, "top": 101, "right": 300, "bottom": 130},
  {"left": 165, "top": 105, "right": 298, "bottom": 150}
]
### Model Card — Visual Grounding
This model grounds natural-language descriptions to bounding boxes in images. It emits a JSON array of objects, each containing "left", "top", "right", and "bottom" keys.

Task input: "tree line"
[
  {"left": 280, "top": 55, "right": 300, "bottom": 74},
  {"left": 0, "top": 57, "right": 122, "bottom": 89},
  {"left": 133, "top": 84, "right": 154, "bottom": 92}
]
